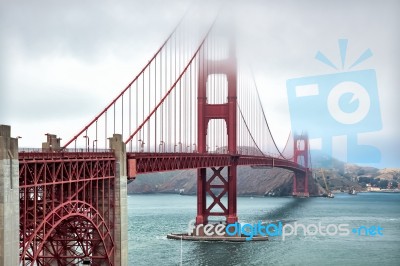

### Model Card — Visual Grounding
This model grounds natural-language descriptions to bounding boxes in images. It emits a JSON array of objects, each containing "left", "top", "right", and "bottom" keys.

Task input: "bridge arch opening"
[
  {"left": 206, "top": 118, "right": 228, "bottom": 153},
  {"left": 296, "top": 139, "right": 306, "bottom": 151},
  {"left": 20, "top": 200, "right": 114, "bottom": 266}
]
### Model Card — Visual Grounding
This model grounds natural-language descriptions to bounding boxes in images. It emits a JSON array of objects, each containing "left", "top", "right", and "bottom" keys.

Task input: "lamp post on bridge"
[
  {"left": 92, "top": 140, "right": 97, "bottom": 152},
  {"left": 83, "top": 135, "right": 89, "bottom": 152},
  {"left": 193, "top": 143, "right": 197, "bottom": 153},
  {"left": 159, "top": 141, "right": 165, "bottom": 153},
  {"left": 138, "top": 139, "right": 145, "bottom": 152},
  {"left": 16, "top": 136, "right": 22, "bottom": 151}
]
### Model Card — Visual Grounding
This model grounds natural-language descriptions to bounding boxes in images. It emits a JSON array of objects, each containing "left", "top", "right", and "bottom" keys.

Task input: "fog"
[{"left": 0, "top": 0, "right": 398, "bottom": 167}]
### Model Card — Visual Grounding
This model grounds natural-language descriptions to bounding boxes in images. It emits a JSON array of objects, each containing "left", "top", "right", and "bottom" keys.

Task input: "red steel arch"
[
  {"left": 21, "top": 201, "right": 114, "bottom": 265},
  {"left": 19, "top": 152, "right": 116, "bottom": 265}
]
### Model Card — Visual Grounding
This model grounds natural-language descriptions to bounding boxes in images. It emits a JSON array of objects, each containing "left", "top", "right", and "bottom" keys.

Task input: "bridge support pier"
[
  {"left": 109, "top": 134, "right": 128, "bottom": 266},
  {"left": 0, "top": 125, "right": 19, "bottom": 265},
  {"left": 293, "top": 172, "right": 309, "bottom": 197},
  {"left": 196, "top": 165, "right": 238, "bottom": 226},
  {"left": 42, "top": 133, "right": 61, "bottom": 151},
  {"left": 293, "top": 134, "right": 310, "bottom": 197}
]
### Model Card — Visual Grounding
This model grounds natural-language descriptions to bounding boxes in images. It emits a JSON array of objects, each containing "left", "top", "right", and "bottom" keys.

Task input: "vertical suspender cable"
[
  {"left": 105, "top": 111, "right": 107, "bottom": 149},
  {"left": 142, "top": 71, "right": 145, "bottom": 148},
  {"left": 95, "top": 120, "right": 98, "bottom": 152},
  {"left": 136, "top": 81, "right": 138, "bottom": 151},
  {"left": 155, "top": 57, "right": 157, "bottom": 152},
  {"left": 148, "top": 61, "right": 151, "bottom": 152},
  {"left": 174, "top": 32, "right": 177, "bottom": 151},
  {"left": 179, "top": 28, "right": 182, "bottom": 151},
  {"left": 129, "top": 86, "right": 131, "bottom": 151},
  {"left": 113, "top": 103, "right": 116, "bottom": 134},
  {"left": 122, "top": 94, "right": 124, "bottom": 139},
  {"left": 160, "top": 50, "right": 163, "bottom": 150}
]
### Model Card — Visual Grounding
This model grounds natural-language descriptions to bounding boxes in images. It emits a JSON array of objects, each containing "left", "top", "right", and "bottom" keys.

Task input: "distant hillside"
[
  {"left": 128, "top": 153, "right": 399, "bottom": 196},
  {"left": 313, "top": 168, "right": 362, "bottom": 192},
  {"left": 307, "top": 152, "right": 399, "bottom": 192},
  {"left": 128, "top": 166, "right": 322, "bottom": 196}
]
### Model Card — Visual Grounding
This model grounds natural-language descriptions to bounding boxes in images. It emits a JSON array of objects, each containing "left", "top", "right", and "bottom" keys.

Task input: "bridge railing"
[
  {"left": 18, "top": 148, "right": 114, "bottom": 160},
  {"left": 19, "top": 148, "right": 113, "bottom": 153}
]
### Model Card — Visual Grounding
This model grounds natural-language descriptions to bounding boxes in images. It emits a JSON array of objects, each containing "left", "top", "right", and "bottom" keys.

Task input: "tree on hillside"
[
  {"left": 370, "top": 178, "right": 379, "bottom": 186},
  {"left": 379, "top": 180, "right": 389, "bottom": 189}
]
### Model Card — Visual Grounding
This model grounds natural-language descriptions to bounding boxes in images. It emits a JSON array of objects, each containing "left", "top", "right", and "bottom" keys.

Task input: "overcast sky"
[{"left": 0, "top": 0, "right": 399, "bottom": 168}]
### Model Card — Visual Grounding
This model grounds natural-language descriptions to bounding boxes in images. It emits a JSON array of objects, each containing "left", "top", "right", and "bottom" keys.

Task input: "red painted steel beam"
[
  {"left": 204, "top": 104, "right": 229, "bottom": 119},
  {"left": 127, "top": 152, "right": 307, "bottom": 177}
]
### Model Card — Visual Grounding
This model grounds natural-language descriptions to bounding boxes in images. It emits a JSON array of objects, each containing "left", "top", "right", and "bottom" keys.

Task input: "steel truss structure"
[
  {"left": 19, "top": 152, "right": 116, "bottom": 265},
  {"left": 128, "top": 153, "right": 306, "bottom": 177}
]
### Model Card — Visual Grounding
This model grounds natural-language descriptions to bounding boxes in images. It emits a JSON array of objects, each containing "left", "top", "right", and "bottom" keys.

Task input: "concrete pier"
[
  {"left": 0, "top": 125, "right": 19, "bottom": 265},
  {"left": 42, "top": 133, "right": 61, "bottom": 151},
  {"left": 109, "top": 134, "right": 128, "bottom": 266}
]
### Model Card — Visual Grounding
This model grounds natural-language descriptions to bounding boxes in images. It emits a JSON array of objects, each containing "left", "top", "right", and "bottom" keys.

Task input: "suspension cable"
[{"left": 250, "top": 70, "right": 288, "bottom": 159}]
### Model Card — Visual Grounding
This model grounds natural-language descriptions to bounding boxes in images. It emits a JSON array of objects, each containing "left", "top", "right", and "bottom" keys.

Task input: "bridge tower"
[
  {"left": 293, "top": 134, "right": 310, "bottom": 197},
  {"left": 196, "top": 36, "right": 238, "bottom": 225}
]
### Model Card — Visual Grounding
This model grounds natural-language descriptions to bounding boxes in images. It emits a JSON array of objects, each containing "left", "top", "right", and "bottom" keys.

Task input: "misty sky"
[{"left": 0, "top": 0, "right": 399, "bottom": 168}]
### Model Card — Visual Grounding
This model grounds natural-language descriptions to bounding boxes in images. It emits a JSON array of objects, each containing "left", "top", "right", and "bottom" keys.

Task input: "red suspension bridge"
[{"left": 0, "top": 12, "right": 311, "bottom": 266}]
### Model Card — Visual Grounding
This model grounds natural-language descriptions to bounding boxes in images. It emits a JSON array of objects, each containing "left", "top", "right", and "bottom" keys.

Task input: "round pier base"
[{"left": 167, "top": 233, "right": 268, "bottom": 242}]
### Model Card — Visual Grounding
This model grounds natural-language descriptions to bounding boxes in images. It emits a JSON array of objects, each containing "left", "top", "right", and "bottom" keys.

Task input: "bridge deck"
[{"left": 127, "top": 152, "right": 306, "bottom": 178}]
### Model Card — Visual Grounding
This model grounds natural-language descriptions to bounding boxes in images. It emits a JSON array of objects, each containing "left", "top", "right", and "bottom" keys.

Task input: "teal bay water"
[{"left": 128, "top": 193, "right": 400, "bottom": 266}]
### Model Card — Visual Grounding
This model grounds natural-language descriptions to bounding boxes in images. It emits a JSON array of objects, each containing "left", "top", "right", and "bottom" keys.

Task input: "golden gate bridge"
[{"left": 0, "top": 9, "right": 311, "bottom": 265}]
